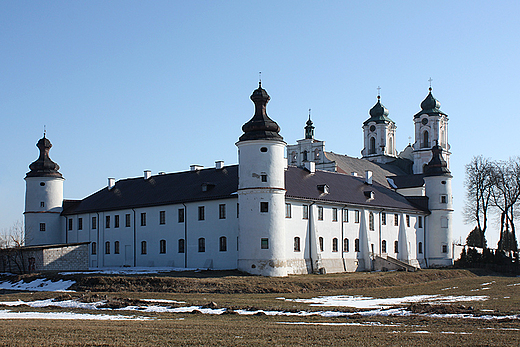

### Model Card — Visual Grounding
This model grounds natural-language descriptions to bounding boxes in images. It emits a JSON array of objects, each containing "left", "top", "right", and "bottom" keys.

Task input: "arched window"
[
  {"left": 219, "top": 236, "right": 227, "bottom": 252},
  {"left": 382, "top": 240, "right": 387, "bottom": 253},
  {"left": 303, "top": 150, "right": 308, "bottom": 161},
  {"left": 369, "top": 212, "right": 374, "bottom": 231},
  {"left": 91, "top": 242, "right": 97, "bottom": 255},
  {"left": 141, "top": 241, "right": 147, "bottom": 254},
  {"left": 343, "top": 238, "right": 349, "bottom": 252},
  {"left": 388, "top": 135, "right": 394, "bottom": 154},
  {"left": 291, "top": 151, "right": 297, "bottom": 163},
  {"left": 178, "top": 239, "right": 185, "bottom": 253},
  {"left": 319, "top": 237, "right": 324, "bottom": 252},
  {"left": 314, "top": 148, "right": 320, "bottom": 160},
  {"left": 294, "top": 237, "right": 300, "bottom": 252},
  {"left": 160, "top": 239, "right": 166, "bottom": 254},
  {"left": 418, "top": 242, "right": 423, "bottom": 254},
  {"left": 354, "top": 238, "right": 360, "bottom": 252},
  {"left": 198, "top": 238, "right": 205, "bottom": 252},
  {"left": 114, "top": 241, "right": 120, "bottom": 254},
  {"left": 332, "top": 238, "right": 338, "bottom": 252},
  {"left": 394, "top": 240, "right": 399, "bottom": 253},
  {"left": 422, "top": 130, "right": 429, "bottom": 148},
  {"left": 369, "top": 137, "right": 376, "bottom": 154},
  {"left": 105, "top": 241, "right": 110, "bottom": 254}
]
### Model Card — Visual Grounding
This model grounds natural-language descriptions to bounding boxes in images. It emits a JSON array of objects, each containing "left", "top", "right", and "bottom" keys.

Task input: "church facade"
[{"left": 24, "top": 83, "right": 453, "bottom": 276}]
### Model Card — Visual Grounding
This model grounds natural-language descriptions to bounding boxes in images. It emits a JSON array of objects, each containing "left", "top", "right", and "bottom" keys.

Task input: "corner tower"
[
  {"left": 412, "top": 87, "right": 450, "bottom": 173},
  {"left": 24, "top": 134, "right": 64, "bottom": 246},
  {"left": 236, "top": 82, "right": 288, "bottom": 276},
  {"left": 423, "top": 144, "right": 453, "bottom": 267},
  {"left": 361, "top": 94, "right": 397, "bottom": 163}
]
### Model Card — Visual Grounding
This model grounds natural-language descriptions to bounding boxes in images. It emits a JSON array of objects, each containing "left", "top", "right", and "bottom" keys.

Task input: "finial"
[
  {"left": 428, "top": 77, "right": 433, "bottom": 91},
  {"left": 43, "top": 125, "right": 46, "bottom": 138},
  {"left": 259, "top": 71, "right": 262, "bottom": 87},
  {"left": 308, "top": 108, "right": 311, "bottom": 120},
  {"left": 408, "top": 136, "right": 412, "bottom": 145},
  {"left": 377, "top": 86, "right": 381, "bottom": 100}
]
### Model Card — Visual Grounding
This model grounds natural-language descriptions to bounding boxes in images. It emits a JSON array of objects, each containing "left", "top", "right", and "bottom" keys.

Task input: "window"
[
  {"left": 418, "top": 216, "right": 423, "bottom": 228},
  {"left": 303, "top": 205, "right": 309, "bottom": 219},
  {"left": 160, "top": 240, "right": 166, "bottom": 254},
  {"left": 303, "top": 150, "right": 308, "bottom": 161},
  {"left": 106, "top": 216, "right": 110, "bottom": 228},
  {"left": 418, "top": 242, "right": 423, "bottom": 254},
  {"left": 261, "top": 238, "right": 269, "bottom": 249},
  {"left": 178, "top": 208, "right": 185, "bottom": 223},
  {"left": 406, "top": 215, "right": 410, "bottom": 227},
  {"left": 198, "top": 206, "right": 205, "bottom": 220},
  {"left": 354, "top": 238, "right": 360, "bottom": 252},
  {"left": 314, "top": 148, "right": 320, "bottom": 159},
  {"left": 78, "top": 218, "right": 83, "bottom": 230},
  {"left": 219, "top": 236, "right": 227, "bottom": 252},
  {"left": 369, "top": 212, "right": 374, "bottom": 231},
  {"left": 114, "top": 241, "right": 120, "bottom": 254},
  {"left": 140, "top": 213, "right": 146, "bottom": 226},
  {"left": 394, "top": 240, "right": 399, "bottom": 253},
  {"left": 369, "top": 137, "right": 376, "bottom": 154},
  {"left": 178, "top": 239, "right": 185, "bottom": 253},
  {"left": 105, "top": 241, "right": 110, "bottom": 254},
  {"left": 317, "top": 206, "right": 323, "bottom": 220},
  {"left": 343, "top": 238, "right": 349, "bottom": 252},
  {"left": 382, "top": 240, "right": 387, "bottom": 253},
  {"left": 260, "top": 202, "right": 268, "bottom": 213},
  {"left": 355, "top": 210, "right": 360, "bottom": 223},
  {"left": 261, "top": 174, "right": 267, "bottom": 182},
  {"left": 40, "top": 201, "right": 45, "bottom": 208},
  {"left": 442, "top": 244, "right": 448, "bottom": 253},
  {"left": 343, "top": 209, "right": 349, "bottom": 223},
  {"left": 260, "top": 147, "right": 268, "bottom": 152},
  {"left": 92, "top": 216, "right": 97, "bottom": 229},
  {"left": 440, "top": 195, "right": 447, "bottom": 204},
  {"left": 237, "top": 203, "right": 239, "bottom": 218},
  {"left": 219, "top": 204, "right": 226, "bottom": 219},
  {"left": 92, "top": 242, "right": 97, "bottom": 255},
  {"left": 160, "top": 211, "right": 166, "bottom": 225},
  {"left": 332, "top": 238, "right": 338, "bottom": 252},
  {"left": 394, "top": 214, "right": 399, "bottom": 226},
  {"left": 319, "top": 237, "right": 324, "bottom": 252},
  {"left": 285, "top": 203, "right": 291, "bottom": 218},
  {"left": 422, "top": 130, "right": 429, "bottom": 148},
  {"left": 332, "top": 208, "right": 338, "bottom": 222},
  {"left": 198, "top": 238, "right": 205, "bottom": 252},
  {"left": 68, "top": 219, "right": 73, "bottom": 231},
  {"left": 141, "top": 241, "right": 147, "bottom": 254},
  {"left": 382, "top": 212, "right": 386, "bottom": 225},
  {"left": 114, "top": 215, "right": 119, "bottom": 228},
  {"left": 40, "top": 223, "right": 46, "bottom": 232},
  {"left": 125, "top": 214, "right": 131, "bottom": 227},
  {"left": 294, "top": 237, "right": 300, "bottom": 252}
]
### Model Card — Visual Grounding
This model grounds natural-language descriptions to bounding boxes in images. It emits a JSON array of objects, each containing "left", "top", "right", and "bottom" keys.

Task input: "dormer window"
[
  {"left": 317, "top": 184, "right": 329, "bottom": 194},
  {"left": 201, "top": 183, "right": 215, "bottom": 192},
  {"left": 364, "top": 190, "right": 375, "bottom": 200}
]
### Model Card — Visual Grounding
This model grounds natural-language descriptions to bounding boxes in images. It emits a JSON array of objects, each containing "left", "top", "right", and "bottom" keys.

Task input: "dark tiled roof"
[
  {"left": 63, "top": 164, "right": 427, "bottom": 216},
  {"left": 387, "top": 174, "right": 425, "bottom": 189},
  {"left": 285, "top": 167, "right": 427, "bottom": 213}
]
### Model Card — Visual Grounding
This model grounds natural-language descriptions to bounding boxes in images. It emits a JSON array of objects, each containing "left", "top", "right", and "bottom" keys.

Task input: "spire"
[
  {"left": 414, "top": 82, "right": 447, "bottom": 118},
  {"left": 26, "top": 134, "right": 63, "bottom": 178},
  {"left": 424, "top": 142, "right": 451, "bottom": 176},
  {"left": 364, "top": 92, "right": 393, "bottom": 126},
  {"left": 239, "top": 82, "right": 283, "bottom": 142},
  {"left": 304, "top": 109, "right": 315, "bottom": 139}
]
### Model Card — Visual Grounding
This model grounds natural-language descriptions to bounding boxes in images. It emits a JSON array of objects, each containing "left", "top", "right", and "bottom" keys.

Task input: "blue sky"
[{"left": 1, "top": 1, "right": 519, "bottom": 247}]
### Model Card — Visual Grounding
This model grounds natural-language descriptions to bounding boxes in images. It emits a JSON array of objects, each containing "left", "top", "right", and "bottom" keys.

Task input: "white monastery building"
[{"left": 24, "top": 83, "right": 454, "bottom": 276}]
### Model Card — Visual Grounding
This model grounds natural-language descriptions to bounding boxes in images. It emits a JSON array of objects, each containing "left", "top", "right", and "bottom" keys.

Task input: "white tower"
[
  {"left": 412, "top": 87, "right": 450, "bottom": 174},
  {"left": 236, "top": 83, "right": 288, "bottom": 276},
  {"left": 423, "top": 144, "right": 453, "bottom": 267},
  {"left": 24, "top": 134, "right": 64, "bottom": 246},
  {"left": 361, "top": 95, "right": 397, "bottom": 163}
]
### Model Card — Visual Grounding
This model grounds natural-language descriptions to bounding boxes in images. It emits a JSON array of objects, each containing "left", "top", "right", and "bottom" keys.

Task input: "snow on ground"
[
  {"left": 0, "top": 309, "right": 150, "bottom": 320},
  {"left": 59, "top": 267, "right": 213, "bottom": 275},
  {"left": 0, "top": 279, "right": 75, "bottom": 292}
]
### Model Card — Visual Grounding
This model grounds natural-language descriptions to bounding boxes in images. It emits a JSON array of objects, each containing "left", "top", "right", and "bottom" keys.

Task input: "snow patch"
[{"left": 0, "top": 279, "right": 75, "bottom": 292}]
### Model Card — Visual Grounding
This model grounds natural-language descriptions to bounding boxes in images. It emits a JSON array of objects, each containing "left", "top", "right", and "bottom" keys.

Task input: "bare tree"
[
  {"left": 0, "top": 220, "right": 29, "bottom": 273},
  {"left": 463, "top": 155, "right": 494, "bottom": 247}
]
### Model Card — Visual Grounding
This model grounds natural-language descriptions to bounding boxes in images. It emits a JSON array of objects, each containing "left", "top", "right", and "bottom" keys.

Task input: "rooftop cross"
[{"left": 428, "top": 77, "right": 433, "bottom": 91}]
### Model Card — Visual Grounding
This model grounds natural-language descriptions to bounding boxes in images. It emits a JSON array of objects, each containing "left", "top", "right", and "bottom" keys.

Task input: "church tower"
[
  {"left": 412, "top": 86, "right": 450, "bottom": 174},
  {"left": 361, "top": 94, "right": 397, "bottom": 163},
  {"left": 24, "top": 134, "right": 64, "bottom": 246},
  {"left": 423, "top": 144, "right": 453, "bottom": 267},
  {"left": 236, "top": 82, "right": 289, "bottom": 276}
]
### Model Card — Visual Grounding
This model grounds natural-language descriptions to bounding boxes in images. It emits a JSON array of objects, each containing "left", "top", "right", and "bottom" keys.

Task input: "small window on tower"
[
  {"left": 40, "top": 182, "right": 45, "bottom": 186},
  {"left": 440, "top": 195, "right": 447, "bottom": 204},
  {"left": 260, "top": 202, "right": 269, "bottom": 213},
  {"left": 40, "top": 223, "right": 46, "bottom": 232},
  {"left": 40, "top": 201, "right": 45, "bottom": 208},
  {"left": 260, "top": 147, "right": 268, "bottom": 152},
  {"left": 261, "top": 238, "right": 269, "bottom": 249},
  {"left": 261, "top": 174, "right": 267, "bottom": 182}
]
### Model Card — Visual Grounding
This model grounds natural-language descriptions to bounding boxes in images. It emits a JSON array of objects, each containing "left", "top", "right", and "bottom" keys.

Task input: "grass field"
[{"left": 0, "top": 269, "right": 518, "bottom": 346}]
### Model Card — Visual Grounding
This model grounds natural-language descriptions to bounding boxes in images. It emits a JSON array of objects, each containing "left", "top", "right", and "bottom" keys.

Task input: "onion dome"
[
  {"left": 26, "top": 135, "right": 63, "bottom": 178},
  {"left": 363, "top": 95, "right": 394, "bottom": 126},
  {"left": 414, "top": 87, "right": 447, "bottom": 118},
  {"left": 424, "top": 143, "right": 451, "bottom": 176},
  {"left": 239, "top": 82, "right": 283, "bottom": 142},
  {"left": 304, "top": 110, "right": 315, "bottom": 139}
]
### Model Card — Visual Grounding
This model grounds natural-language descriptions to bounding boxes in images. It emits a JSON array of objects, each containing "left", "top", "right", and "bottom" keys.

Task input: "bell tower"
[{"left": 24, "top": 134, "right": 64, "bottom": 246}]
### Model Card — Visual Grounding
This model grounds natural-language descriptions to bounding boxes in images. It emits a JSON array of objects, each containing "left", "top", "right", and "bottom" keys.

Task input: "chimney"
[
  {"left": 365, "top": 170, "right": 373, "bottom": 185},
  {"left": 108, "top": 178, "right": 115, "bottom": 190},
  {"left": 158, "top": 172, "right": 165, "bottom": 175},
  {"left": 144, "top": 170, "right": 152, "bottom": 180},
  {"left": 304, "top": 161, "right": 315, "bottom": 174},
  {"left": 351, "top": 172, "right": 358, "bottom": 177},
  {"left": 190, "top": 165, "right": 204, "bottom": 171},
  {"left": 215, "top": 160, "right": 224, "bottom": 169}
]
